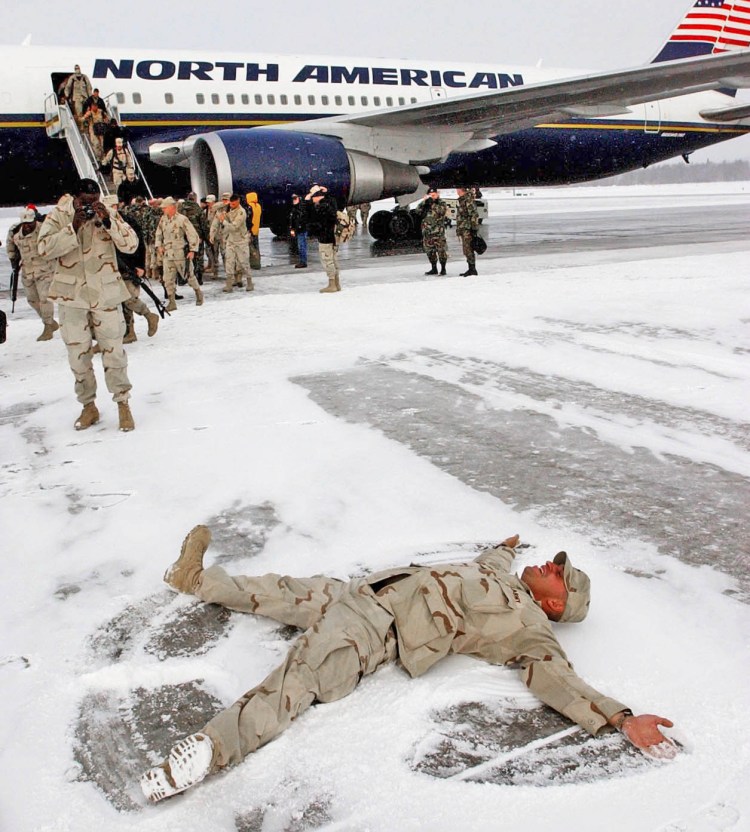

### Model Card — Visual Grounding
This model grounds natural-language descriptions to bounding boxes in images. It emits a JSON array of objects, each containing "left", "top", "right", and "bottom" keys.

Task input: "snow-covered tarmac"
[{"left": 1, "top": 185, "right": 749, "bottom": 831}]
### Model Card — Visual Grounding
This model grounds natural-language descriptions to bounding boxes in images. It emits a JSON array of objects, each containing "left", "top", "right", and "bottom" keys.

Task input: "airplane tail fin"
[{"left": 652, "top": 1, "right": 750, "bottom": 74}]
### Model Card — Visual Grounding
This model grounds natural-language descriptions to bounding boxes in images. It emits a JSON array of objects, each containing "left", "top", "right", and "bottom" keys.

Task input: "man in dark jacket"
[
  {"left": 289, "top": 193, "right": 309, "bottom": 268},
  {"left": 306, "top": 185, "right": 340, "bottom": 293}
]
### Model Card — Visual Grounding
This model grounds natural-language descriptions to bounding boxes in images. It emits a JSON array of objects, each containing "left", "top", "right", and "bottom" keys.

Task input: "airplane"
[{"left": 1, "top": 0, "right": 749, "bottom": 238}]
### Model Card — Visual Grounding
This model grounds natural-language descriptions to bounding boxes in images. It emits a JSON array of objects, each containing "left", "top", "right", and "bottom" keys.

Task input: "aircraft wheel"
[{"left": 368, "top": 210, "right": 392, "bottom": 241}]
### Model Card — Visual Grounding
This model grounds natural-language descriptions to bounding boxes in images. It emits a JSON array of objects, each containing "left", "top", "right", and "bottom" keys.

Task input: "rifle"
[
  {"left": 125, "top": 272, "right": 170, "bottom": 318},
  {"left": 10, "top": 262, "right": 20, "bottom": 313}
]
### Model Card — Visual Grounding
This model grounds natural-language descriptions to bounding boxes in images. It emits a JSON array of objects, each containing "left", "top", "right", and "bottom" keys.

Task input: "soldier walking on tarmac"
[
  {"left": 155, "top": 197, "right": 203, "bottom": 311},
  {"left": 216, "top": 195, "right": 253, "bottom": 293},
  {"left": 37, "top": 179, "right": 138, "bottom": 432},
  {"left": 456, "top": 186, "right": 480, "bottom": 277}
]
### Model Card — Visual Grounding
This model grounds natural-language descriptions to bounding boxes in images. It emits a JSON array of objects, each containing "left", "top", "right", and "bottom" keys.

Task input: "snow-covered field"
[{"left": 1, "top": 185, "right": 749, "bottom": 832}]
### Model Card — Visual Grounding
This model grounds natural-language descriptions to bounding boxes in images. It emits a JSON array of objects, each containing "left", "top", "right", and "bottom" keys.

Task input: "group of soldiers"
[{"left": 417, "top": 185, "right": 482, "bottom": 277}]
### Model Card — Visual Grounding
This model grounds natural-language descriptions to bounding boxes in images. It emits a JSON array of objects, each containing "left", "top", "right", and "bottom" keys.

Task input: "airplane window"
[
  {"left": 241, "top": 94, "right": 249, "bottom": 105},
  {"left": 255, "top": 94, "right": 262, "bottom": 105},
  {"left": 280, "top": 94, "right": 288, "bottom": 105},
  {"left": 411, "top": 97, "right": 417, "bottom": 103},
  {"left": 132, "top": 93, "right": 142, "bottom": 104},
  {"left": 321, "top": 95, "right": 329, "bottom": 105},
  {"left": 334, "top": 96, "right": 342, "bottom": 106},
  {"left": 294, "top": 95, "right": 302, "bottom": 105},
  {"left": 164, "top": 93, "right": 174, "bottom": 104},
  {"left": 196, "top": 93, "right": 205, "bottom": 104},
  {"left": 361, "top": 96, "right": 368, "bottom": 106},
  {"left": 386, "top": 97, "right": 393, "bottom": 106},
  {"left": 374, "top": 96, "right": 381, "bottom": 106},
  {"left": 348, "top": 96, "right": 355, "bottom": 106},
  {"left": 211, "top": 93, "right": 219, "bottom": 104},
  {"left": 227, "top": 94, "right": 235, "bottom": 104},
  {"left": 398, "top": 97, "right": 405, "bottom": 105},
  {"left": 116, "top": 93, "right": 125, "bottom": 104},
  {"left": 308, "top": 95, "right": 316, "bottom": 105},
  {"left": 267, "top": 94, "right": 275, "bottom": 105}
]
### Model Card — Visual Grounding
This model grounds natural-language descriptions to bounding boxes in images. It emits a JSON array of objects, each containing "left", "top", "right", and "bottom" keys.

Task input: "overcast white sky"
[{"left": 4, "top": 0, "right": 749, "bottom": 162}]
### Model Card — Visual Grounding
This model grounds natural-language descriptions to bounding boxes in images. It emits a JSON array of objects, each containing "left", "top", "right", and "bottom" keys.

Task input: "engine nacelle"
[{"left": 189, "top": 129, "right": 421, "bottom": 211}]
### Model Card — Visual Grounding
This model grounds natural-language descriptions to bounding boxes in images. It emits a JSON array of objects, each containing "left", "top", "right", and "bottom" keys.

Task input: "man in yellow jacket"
[
  {"left": 141, "top": 528, "right": 677, "bottom": 802},
  {"left": 245, "top": 192, "right": 262, "bottom": 272}
]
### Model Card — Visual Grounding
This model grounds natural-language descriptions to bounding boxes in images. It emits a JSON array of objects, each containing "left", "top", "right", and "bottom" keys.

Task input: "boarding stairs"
[{"left": 44, "top": 92, "right": 153, "bottom": 199}]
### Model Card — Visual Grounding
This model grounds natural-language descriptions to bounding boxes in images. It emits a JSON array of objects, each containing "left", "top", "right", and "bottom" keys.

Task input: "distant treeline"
[{"left": 586, "top": 158, "right": 750, "bottom": 186}]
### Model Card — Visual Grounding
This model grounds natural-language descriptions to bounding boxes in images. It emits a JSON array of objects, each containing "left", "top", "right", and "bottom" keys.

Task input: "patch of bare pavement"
[{"left": 293, "top": 356, "right": 749, "bottom": 600}]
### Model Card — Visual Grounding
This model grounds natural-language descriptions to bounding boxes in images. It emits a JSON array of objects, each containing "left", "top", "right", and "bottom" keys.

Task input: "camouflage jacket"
[
  {"left": 7, "top": 223, "right": 54, "bottom": 281},
  {"left": 179, "top": 199, "right": 210, "bottom": 241},
  {"left": 456, "top": 191, "right": 479, "bottom": 235},
  {"left": 365, "top": 544, "right": 628, "bottom": 736},
  {"left": 220, "top": 205, "right": 249, "bottom": 245},
  {"left": 134, "top": 204, "right": 161, "bottom": 245},
  {"left": 420, "top": 198, "right": 448, "bottom": 238},
  {"left": 37, "top": 194, "right": 137, "bottom": 309},
  {"left": 155, "top": 212, "right": 200, "bottom": 260},
  {"left": 208, "top": 203, "right": 228, "bottom": 243}
]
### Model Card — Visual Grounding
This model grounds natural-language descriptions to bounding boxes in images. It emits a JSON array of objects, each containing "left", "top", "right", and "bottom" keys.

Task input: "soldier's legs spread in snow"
[
  {"left": 197, "top": 565, "right": 347, "bottom": 631},
  {"left": 201, "top": 588, "right": 396, "bottom": 770}
]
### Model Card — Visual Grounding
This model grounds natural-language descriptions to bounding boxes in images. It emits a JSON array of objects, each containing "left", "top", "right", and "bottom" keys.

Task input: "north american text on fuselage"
[{"left": 92, "top": 60, "right": 524, "bottom": 89}]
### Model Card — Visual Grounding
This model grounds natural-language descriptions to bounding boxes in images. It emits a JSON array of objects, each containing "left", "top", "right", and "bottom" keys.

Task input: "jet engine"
[{"left": 189, "top": 129, "right": 421, "bottom": 219}]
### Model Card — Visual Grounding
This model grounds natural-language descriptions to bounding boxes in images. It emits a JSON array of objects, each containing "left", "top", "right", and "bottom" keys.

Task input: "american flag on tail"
[{"left": 670, "top": 1, "right": 750, "bottom": 53}]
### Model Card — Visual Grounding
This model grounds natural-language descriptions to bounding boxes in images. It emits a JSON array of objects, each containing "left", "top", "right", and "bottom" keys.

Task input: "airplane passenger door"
[
  {"left": 430, "top": 87, "right": 447, "bottom": 100},
  {"left": 644, "top": 101, "right": 661, "bottom": 133}
]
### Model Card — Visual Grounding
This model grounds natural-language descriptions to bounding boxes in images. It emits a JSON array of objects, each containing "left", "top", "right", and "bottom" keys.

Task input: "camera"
[{"left": 81, "top": 205, "right": 97, "bottom": 221}]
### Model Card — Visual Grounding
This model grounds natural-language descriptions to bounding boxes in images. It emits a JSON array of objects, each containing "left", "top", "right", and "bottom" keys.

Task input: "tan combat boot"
[
  {"left": 222, "top": 276, "right": 233, "bottom": 294},
  {"left": 123, "top": 324, "right": 137, "bottom": 344},
  {"left": 166, "top": 296, "right": 177, "bottom": 312},
  {"left": 164, "top": 525, "right": 212, "bottom": 594},
  {"left": 118, "top": 401, "right": 135, "bottom": 432},
  {"left": 37, "top": 322, "right": 56, "bottom": 341},
  {"left": 146, "top": 312, "right": 159, "bottom": 337},
  {"left": 75, "top": 402, "right": 100, "bottom": 431},
  {"left": 195, "top": 287, "right": 204, "bottom": 306},
  {"left": 334, "top": 275, "right": 341, "bottom": 291},
  {"left": 246, "top": 278, "right": 254, "bottom": 292},
  {"left": 319, "top": 279, "right": 338, "bottom": 293}
]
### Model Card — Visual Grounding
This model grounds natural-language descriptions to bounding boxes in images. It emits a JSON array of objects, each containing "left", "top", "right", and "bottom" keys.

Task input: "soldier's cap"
[
  {"left": 206, "top": 194, "right": 216, "bottom": 202},
  {"left": 426, "top": 186, "right": 439, "bottom": 194},
  {"left": 19, "top": 208, "right": 36, "bottom": 223},
  {"left": 553, "top": 551, "right": 591, "bottom": 623},
  {"left": 161, "top": 196, "right": 177, "bottom": 207},
  {"left": 74, "top": 177, "right": 101, "bottom": 196},
  {"left": 291, "top": 193, "right": 300, "bottom": 200},
  {"left": 101, "top": 195, "right": 118, "bottom": 209},
  {"left": 221, "top": 192, "right": 231, "bottom": 199},
  {"left": 115, "top": 137, "right": 124, "bottom": 145}
]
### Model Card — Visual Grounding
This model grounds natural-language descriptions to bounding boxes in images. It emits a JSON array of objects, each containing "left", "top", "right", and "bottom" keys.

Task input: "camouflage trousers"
[
  {"left": 124, "top": 279, "right": 149, "bottom": 317},
  {"left": 59, "top": 305, "right": 131, "bottom": 405},
  {"left": 162, "top": 258, "right": 200, "bottom": 298},
  {"left": 22, "top": 274, "right": 54, "bottom": 324},
  {"left": 225, "top": 240, "right": 250, "bottom": 285},
  {"left": 458, "top": 231, "right": 476, "bottom": 266},
  {"left": 195, "top": 566, "right": 397, "bottom": 770},
  {"left": 318, "top": 243, "right": 340, "bottom": 280},
  {"left": 144, "top": 244, "right": 161, "bottom": 282},
  {"left": 422, "top": 234, "right": 447, "bottom": 263}
]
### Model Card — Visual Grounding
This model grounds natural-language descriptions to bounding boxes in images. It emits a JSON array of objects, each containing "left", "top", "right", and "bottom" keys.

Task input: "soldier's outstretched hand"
[{"left": 621, "top": 714, "right": 678, "bottom": 759}]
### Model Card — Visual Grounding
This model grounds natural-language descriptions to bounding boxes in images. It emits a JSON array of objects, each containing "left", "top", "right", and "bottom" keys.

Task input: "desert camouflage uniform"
[
  {"left": 189, "top": 543, "right": 628, "bottom": 773},
  {"left": 135, "top": 203, "right": 161, "bottom": 282},
  {"left": 456, "top": 190, "right": 479, "bottom": 267},
  {"left": 209, "top": 201, "right": 229, "bottom": 270},
  {"left": 219, "top": 205, "right": 252, "bottom": 291},
  {"left": 346, "top": 205, "right": 358, "bottom": 224},
  {"left": 179, "top": 198, "right": 209, "bottom": 283},
  {"left": 7, "top": 223, "right": 56, "bottom": 328},
  {"left": 37, "top": 194, "right": 138, "bottom": 404},
  {"left": 420, "top": 198, "right": 448, "bottom": 270},
  {"left": 101, "top": 145, "right": 135, "bottom": 189},
  {"left": 81, "top": 107, "right": 107, "bottom": 161},
  {"left": 155, "top": 212, "right": 201, "bottom": 303},
  {"left": 63, "top": 71, "right": 92, "bottom": 120},
  {"left": 359, "top": 202, "right": 371, "bottom": 228}
]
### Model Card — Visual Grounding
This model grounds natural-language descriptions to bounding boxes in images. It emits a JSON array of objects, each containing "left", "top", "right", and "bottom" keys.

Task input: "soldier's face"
[
  {"left": 21, "top": 222, "right": 36, "bottom": 235},
  {"left": 521, "top": 561, "right": 567, "bottom": 606},
  {"left": 229, "top": 199, "right": 240, "bottom": 209},
  {"left": 163, "top": 205, "right": 177, "bottom": 217}
]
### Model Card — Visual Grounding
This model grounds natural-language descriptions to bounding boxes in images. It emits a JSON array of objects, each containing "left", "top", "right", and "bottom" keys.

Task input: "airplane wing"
[{"left": 316, "top": 49, "right": 750, "bottom": 139}]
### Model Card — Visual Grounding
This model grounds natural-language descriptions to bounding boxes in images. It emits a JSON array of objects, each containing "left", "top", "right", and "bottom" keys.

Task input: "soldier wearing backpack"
[{"left": 306, "top": 185, "right": 342, "bottom": 293}]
